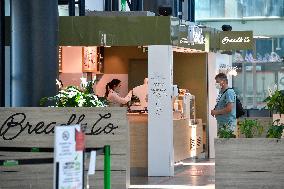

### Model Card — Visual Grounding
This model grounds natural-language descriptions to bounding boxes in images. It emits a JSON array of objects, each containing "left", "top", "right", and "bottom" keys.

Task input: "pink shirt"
[{"left": 107, "top": 89, "right": 132, "bottom": 106}]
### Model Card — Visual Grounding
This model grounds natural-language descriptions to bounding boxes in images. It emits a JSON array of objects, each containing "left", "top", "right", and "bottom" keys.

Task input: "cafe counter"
[{"left": 127, "top": 113, "right": 203, "bottom": 176}]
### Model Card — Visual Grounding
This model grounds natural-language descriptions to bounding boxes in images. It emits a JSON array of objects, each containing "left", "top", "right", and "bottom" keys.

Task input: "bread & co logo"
[
  {"left": 219, "top": 31, "right": 253, "bottom": 50},
  {"left": 0, "top": 112, "right": 119, "bottom": 140},
  {"left": 221, "top": 36, "right": 251, "bottom": 44}
]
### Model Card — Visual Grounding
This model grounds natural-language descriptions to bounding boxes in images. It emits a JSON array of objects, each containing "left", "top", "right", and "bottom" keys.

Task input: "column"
[
  {"left": 148, "top": 45, "right": 174, "bottom": 176},
  {"left": 0, "top": 0, "right": 5, "bottom": 106},
  {"left": 11, "top": 0, "right": 58, "bottom": 106}
]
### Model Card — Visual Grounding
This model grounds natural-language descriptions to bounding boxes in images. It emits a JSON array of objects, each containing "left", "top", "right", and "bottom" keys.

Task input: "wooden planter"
[
  {"left": 215, "top": 138, "right": 284, "bottom": 189},
  {"left": 0, "top": 107, "right": 129, "bottom": 189}
]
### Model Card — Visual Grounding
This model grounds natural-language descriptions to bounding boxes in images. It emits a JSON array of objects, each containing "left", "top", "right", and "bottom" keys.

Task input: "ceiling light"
[{"left": 253, "top": 36, "right": 271, "bottom": 39}]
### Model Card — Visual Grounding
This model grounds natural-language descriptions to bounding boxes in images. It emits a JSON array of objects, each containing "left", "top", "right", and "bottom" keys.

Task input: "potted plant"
[
  {"left": 264, "top": 85, "right": 284, "bottom": 137},
  {"left": 264, "top": 87, "right": 284, "bottom": 137},
  {"left": 266, "top": 119, "right": 284, "bottom": 139},
  {"left": 40, "top": 79, "right": 107, "bottom": 107},
  {"left": 217, "top": 124, "right": 236, "bottom": 138},
  {"left": 238, "top": 119, "right": 263, "bottom": 138}
]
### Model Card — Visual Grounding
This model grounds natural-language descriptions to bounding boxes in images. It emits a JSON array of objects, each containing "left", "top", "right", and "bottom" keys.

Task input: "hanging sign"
[
  {"left": 54, "top": 125, "right": 84, "bottom": 189},
  {"left": 177, "top": 25, "right": 205, "bottom": 51},
  {"left": 219, "top": 31, "right": 254, "bottom": 50}
]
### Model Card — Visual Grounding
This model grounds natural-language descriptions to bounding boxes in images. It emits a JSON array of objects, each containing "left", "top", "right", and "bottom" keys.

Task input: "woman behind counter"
[{"left": 105, "top": 79, "right": 132, "bottom": 107}]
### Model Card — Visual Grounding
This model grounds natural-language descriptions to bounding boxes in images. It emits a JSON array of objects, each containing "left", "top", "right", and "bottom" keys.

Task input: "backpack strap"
[{"left": 214, "top": 88, "right": 234, "bottom": 109}]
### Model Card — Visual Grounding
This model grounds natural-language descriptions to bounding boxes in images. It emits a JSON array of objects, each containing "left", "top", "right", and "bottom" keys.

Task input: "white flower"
[
  {"left": 68, "top": 91, "right": 77, "bottom": 98},
  {"left": 92, "top": 75, "right": 97, "bottom": 83},
  {"left": 268, "top": 87, "right": 273, "bottom": 97},
  {"left": 90, "top": 100, "right": 96, "bottom": 106},
  {"left": 92, "top": 95, "right": 98, "bottom": 101},
  {"left": 274, "top": 84, "right": 278, "bottom": 91},
  {"left": 80, "top": 77, "right": 88, "bottom": 88},
  {"left": 78, "top": 98, "right": 86, "bottom": 107},
  {"left": 56, "top": 79, "right": 63, "bottom": 89}
]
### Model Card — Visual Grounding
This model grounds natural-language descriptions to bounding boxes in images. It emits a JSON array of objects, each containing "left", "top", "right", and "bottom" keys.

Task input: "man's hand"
[{"left": 211, "top": 103, "right": 233, "bottom": 117}]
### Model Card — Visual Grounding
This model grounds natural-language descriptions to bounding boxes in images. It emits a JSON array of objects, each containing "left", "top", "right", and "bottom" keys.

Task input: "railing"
[{"left": 0, "top": 145, "right": 111, "bottom": 189}]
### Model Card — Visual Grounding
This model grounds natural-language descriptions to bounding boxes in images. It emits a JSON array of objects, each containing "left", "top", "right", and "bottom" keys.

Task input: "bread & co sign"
[{"left": 219, "top": 31, "right": 253, "bottom": 50}]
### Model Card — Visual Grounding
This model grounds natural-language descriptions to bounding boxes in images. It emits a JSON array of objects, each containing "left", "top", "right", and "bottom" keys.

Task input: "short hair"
[{"left": 215, "top": 73, "right": 228, "bottom": 83}]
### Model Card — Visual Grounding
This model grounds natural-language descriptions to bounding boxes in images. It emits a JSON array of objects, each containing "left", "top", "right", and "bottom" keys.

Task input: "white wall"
[{"left": 62, "top": 47, "right": 83, "bottom": 73}]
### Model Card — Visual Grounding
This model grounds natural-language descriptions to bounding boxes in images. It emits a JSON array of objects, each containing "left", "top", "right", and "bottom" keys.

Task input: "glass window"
[
  {"left": 232, "top": 39, "right": 284, "bottom": 110},
  {"left": 196, "top": 0, "right": 284, "bottom": 19}
]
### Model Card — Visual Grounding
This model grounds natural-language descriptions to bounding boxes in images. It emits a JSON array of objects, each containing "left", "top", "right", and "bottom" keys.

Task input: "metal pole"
[
  {"left": 188, "top": 0, "right": 195, "bottom": 22},
  {"left": 112, "top": 0, "right": 119, "bottom": 11},
  {"left": 178, "top": 0, "right": 182, "bottom": 19},
  {"left": 132, "top": 0, "right": 137, "bottom": 11},
  {"left": 138, "top": 0, "right": 143, "bottom": 11},
  {"left": 79, "top": 0, "right": 85, "bottom": 16},
  {"left": 105, "top": 0, "right": 111, "bottom": 11},
  {"left": 0, "top": 0, "right": 5, "bottom": 106},
  {"left": 68, "top": 0, "right": 75, "bottom": 16},
  {"left": 104, "top": 145, "right": 111, "bottom": 189},
  {"left": 173, "top": 0, "right": 178, "bottom": 17}
]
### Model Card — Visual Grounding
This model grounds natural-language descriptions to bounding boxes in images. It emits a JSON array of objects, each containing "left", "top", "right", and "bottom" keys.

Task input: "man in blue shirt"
[{"left": 211, "top": 73, "right": 236, "bottom": 132}]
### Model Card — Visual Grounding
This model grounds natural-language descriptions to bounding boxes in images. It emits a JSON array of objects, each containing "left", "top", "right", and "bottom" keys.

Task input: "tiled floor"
[{"left": 129, "top": 158, "right": 215, "bottom": 189}]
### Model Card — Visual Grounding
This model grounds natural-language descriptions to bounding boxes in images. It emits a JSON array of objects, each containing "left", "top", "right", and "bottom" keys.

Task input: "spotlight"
[
  {"left": 221, "top": 25, "right": 232, "bottom": 31},
  {"left": 158, "top": 6, "right": 172, "bottom": 16}
]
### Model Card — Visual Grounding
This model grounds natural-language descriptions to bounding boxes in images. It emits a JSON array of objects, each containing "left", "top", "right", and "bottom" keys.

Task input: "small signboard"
[
  {"left": 54, "top": 125, "right": 84, "bottom": 189},
  {"left": 177, "top": 25, "right": 205, "bottom": 51},
  {"left": 219, "top": 31, "right": 254, "bottom": 50}
]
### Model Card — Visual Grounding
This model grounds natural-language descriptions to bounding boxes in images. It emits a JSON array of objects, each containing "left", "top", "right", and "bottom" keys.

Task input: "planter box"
[
  {"left": 215, "top": 138, "right": 284, "bottom": 189},
  {"left": 0, "top": 107, "right": 129, "bottom": 189}
]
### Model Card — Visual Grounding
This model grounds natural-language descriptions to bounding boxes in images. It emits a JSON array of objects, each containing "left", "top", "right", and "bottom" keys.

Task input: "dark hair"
[
  {"left": 105, "top": 79, "right": 121, "bottom": 97},
  {"left": 215, "top": 73, "right": 228, "bottom": 83}
]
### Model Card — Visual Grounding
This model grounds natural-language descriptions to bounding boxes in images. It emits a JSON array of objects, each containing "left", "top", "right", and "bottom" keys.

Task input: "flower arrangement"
[
  {"left": 40, "top": 77, "right": 107, "bottom": 107},
  {"left": 264, "top": 85, "right": 284, "bottom": 114}
]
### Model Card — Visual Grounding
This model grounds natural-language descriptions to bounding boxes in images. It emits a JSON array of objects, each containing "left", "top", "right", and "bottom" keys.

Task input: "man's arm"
[{"left": 211, "top": 102, "right": 233, "bottom": 116}]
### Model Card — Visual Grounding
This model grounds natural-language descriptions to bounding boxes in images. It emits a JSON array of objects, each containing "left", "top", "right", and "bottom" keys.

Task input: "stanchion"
[{"left": 104, "top": 145, "right": 111, "bottom": 189}]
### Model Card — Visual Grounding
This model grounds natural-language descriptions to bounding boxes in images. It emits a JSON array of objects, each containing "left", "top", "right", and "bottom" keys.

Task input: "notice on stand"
[
  {"left": 54, "top": 125, "right": 84, "bottom": 189},
  {"left": 59, "top": 152, "right": 83, "bottom": 189}
]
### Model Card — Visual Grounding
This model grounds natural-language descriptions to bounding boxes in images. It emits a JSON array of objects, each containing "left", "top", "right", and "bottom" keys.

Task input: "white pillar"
[
  {"left": 148, "top": 45, "right": 174, "bottom": 176},
  {"left": 208, "top": 53, "right": 232, "bottom": 158}
]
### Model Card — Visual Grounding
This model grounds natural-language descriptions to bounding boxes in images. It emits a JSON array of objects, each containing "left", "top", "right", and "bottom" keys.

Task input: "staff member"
[{"left": 105, "top": 79, "right": 132, "bottom": 107}]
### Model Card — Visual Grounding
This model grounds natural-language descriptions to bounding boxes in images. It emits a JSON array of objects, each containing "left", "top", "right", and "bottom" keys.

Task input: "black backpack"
[{"left": 220, "top": 88, "right": 245, "bottom": 118}]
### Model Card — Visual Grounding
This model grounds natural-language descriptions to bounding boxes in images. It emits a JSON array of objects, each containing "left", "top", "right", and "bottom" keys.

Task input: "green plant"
[
  {"left": 239, "top": 119, "right": 263, "bottom": 138},
  {"left": 218, "top": 125, "right": 236, "bottom": 138},
  {"left": 264, "top": 89, "right": 284, "bottom": 114},
  {"left": 40, "top": 80, "right": 106, "bottom": 107},
  {"left": 266, "top": 119, "right": 284, "bottom": 139}
]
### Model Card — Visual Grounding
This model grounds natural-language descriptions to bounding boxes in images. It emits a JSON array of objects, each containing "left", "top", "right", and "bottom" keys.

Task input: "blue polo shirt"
[{"left": 215, "top": 88, "right": 236, "bottom": 130}]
